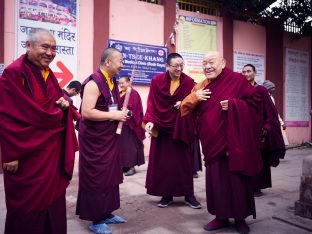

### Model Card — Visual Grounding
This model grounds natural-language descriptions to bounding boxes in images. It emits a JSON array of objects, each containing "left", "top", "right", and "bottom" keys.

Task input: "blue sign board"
[{"left": 108, "top": 39, "right": 168, "bottom": 85}]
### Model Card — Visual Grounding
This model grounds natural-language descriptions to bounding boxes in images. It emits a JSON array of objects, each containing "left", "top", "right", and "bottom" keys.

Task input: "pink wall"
[
  {"left": 3, "top": 0, "right": 15, "bottom": 66},
  {"left": 283, "top": 32, "right": 311, "bottom": 144},
  {"left": 110, "top": 0, "right": 164, "bottom": 45},
  {"left": 78, "top": 0, "right": 94, "bottom": 81},
  {"left": 233, "top": 20, "right": 266, "bottom": 56}
]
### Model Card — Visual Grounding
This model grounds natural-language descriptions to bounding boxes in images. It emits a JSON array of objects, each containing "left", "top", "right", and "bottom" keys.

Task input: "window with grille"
[
  {"left": 138, "top": 0, "right": 162, "bottom": 5},
  {"left": 178, "top": 0, "right": 220, "bottom": 16}
]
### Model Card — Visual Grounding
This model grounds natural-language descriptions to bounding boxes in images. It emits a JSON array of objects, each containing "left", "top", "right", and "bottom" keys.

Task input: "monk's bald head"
[{"left": 202, "top": 51, "right": 225, "bottom": 80}]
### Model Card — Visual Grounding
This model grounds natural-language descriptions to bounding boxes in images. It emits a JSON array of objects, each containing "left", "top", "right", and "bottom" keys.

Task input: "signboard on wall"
[
  {"left": 108, "top": 39, "right": 167, "bottom": 85},
  {"left": 177, "top": 15, "right": 217, "bottom": 83},
  {"left": 285, "top": 48, "right": 309, "bottom": 127},
  {"left": 16, "top": 0, "right": 79, "bottom": 88},
  {"left": 233, "top": 51, "right": 265, "bottom": 84}
]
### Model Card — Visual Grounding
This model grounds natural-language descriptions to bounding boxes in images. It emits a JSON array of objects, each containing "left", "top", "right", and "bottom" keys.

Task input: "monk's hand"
[
  {"left": 56, "top": 97, "right": 70, "bottom": 110},
  {"left": 174, "top": 101, "right": 181, "bottom": 109},
  {"left": 113, "top": 110, "right": 129, "bottom": 122},
  {"left": 145, "top": 122, "right": 154, "bottom": 138},
  {"left": 3, "top": 160, "right": 19, "bottom": 173},
  {"left": 195, "top": 88, "right": 211, "bottom": 101},
  {"left": 220, "top": 100, "right": 228, "bottom": 110}
]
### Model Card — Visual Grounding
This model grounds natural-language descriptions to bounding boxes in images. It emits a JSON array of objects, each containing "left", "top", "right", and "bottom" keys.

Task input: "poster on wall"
[
  {"left": 233, "top": 51, "right": 265, "bottom": 84},
  {"left": 108, "top": 39, "right": 167, "bottom": 85},
  {"left": 285, "top": 48, "right": 309, "bottom": 127},
  {"left": 17, "top": 0, "right": 78, "bottom": 88},
  {"left": 177, "top": 15, "right": 217, "bottom": 83}
]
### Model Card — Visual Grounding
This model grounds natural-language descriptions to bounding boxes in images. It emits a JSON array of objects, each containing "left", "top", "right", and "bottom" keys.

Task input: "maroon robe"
[
  {"left": 253, "top": 85, "right": 286, "bottom": 190},
  {"left": 144, "top": 71, "right": 196, "bottom": 196},
  {"left": 120, "top": 88, "right": 145, "bottom": 168},
  {"left": 76, "top": 70, "right": 123, "bottom": 221},
  {"left": 0, "top": 54, "right": 78, "bottom": 234},
  {"left": 182, "top": 67, "right": 262, "bottom": 219},
  {"left": 192, "top": 126, "right": 202, "bottom": 173}
]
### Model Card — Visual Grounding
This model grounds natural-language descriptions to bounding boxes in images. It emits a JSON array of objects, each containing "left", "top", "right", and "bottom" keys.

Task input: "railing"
[
  {"left": 284, "top": 21, "right": 301, "bottom": 34},
  {"left": 138, "top": 0, "right": 162, "bottom": 5},
  {"left": 178, "top": 0, "right": 220, "bottom": 16}
]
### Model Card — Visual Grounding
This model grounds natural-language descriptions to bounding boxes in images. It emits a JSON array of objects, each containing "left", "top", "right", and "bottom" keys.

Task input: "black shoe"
[
  {"left": 254, "top": 189, "right": 264, "bottom": 197},
  {"left": 235, "top": 219, "right": 250, "bottom": 234},
  {"left": 193, "top": 172, "right": 199, "bottom": 178},
  {"left": 157, "top": 196, "right": 173, "bottom": 208},
  {"left": 184, "top": 195, "right": 201, "bottom": 209},
  {"left": 124, "top": 167, "right": 136, "bottom": 176}
]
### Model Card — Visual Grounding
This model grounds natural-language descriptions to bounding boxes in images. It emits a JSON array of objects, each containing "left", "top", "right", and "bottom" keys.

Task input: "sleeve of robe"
[
  {"left": 227, "top": 98, "right": 263, "bottom": 176},
  {"left": 180, "top": 81, "right": 205, "bottom": 117},
  {"left": 127, "top": 89, "right": 145, "bottom": 141}
]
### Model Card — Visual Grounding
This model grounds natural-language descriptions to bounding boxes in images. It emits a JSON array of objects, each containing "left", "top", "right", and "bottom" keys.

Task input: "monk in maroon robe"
[
  {"left": 0, "top": 28, "right": 78, "bottom": 234},
  {"left": 181, "top": 51, "right": 262, "bottom": 234},
  {"left": 144, "top": 53, "right": 201, "bottom": 209},
  {"left": 192, "top": 125, "right": 202, "bottom": 178},
  {"left": 118, "top": 76, "right": 145, "bottom": 176},
  {"left": 243, "top": 64, "right": 286, "bottom": 197},
  {"left": 76, "top": 48, "right": 129, "bottom": 234}
]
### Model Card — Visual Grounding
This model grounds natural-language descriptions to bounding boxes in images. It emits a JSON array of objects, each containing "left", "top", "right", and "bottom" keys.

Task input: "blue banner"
[{"left": 108, "top": 39, "right": 168, "bottom": 85}]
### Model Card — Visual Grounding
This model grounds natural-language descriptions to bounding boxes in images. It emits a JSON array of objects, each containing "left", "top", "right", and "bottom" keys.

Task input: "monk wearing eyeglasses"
[{"left": 144, "top": 53, "right": 201, "bottom": 209}]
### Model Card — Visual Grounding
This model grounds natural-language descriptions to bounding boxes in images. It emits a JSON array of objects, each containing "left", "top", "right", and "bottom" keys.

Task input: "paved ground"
[{"left": 1, "top": 147, "right": 312, "bottom": 234}]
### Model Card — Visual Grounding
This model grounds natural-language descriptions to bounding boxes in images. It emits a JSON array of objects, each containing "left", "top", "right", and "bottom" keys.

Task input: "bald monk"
[
  {"left": 76, "top": 48, "right": 129, "bottom": 234},
  {"left": 144, "top": 53, "right": 201, "bottom": 209},
  {"left": 0, "top": 28, "right": 78, "bottom": 234},
  {"left": 181, "top": 51, "right": 262, "bottom": 234}
]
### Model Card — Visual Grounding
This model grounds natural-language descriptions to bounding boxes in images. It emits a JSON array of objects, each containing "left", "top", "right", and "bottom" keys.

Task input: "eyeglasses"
[{"left": 169, "top": 63, "right": 184, "bottom": 69}]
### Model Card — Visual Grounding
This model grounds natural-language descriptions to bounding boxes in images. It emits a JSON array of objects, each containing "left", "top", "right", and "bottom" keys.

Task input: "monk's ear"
[
  {"left": 25, "top": 41, "right": 31, "bottom": 53},
  {"left": 221, "top": 58, "right": 226, "bottom": 68}
]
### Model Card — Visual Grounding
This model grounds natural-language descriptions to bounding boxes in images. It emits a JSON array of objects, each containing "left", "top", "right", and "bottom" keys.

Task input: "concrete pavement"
[{"left": 1, "top": 147, "right": 312, "bottom": 233}]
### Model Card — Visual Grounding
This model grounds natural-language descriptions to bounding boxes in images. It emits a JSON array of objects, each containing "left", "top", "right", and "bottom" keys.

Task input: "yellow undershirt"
[
  {"left": 100, "top": 68, "right": 114, "bottom": 90},
  {"left": 43, "top": 68, "right": 49, "bottom": 81},
  {"left": 22, "top": 68, "right": 50, "bottom": 86},
  {"left": 170, "top": 78, "right": 180, "bottom": 95},
  {"left": 120, "top": 90, "right": 126, "bottom": 97}
]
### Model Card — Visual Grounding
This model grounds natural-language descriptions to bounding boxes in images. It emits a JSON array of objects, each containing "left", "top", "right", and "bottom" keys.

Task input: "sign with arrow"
[{"left": 54, "top": 61, "right": 73, "bottom": 88}]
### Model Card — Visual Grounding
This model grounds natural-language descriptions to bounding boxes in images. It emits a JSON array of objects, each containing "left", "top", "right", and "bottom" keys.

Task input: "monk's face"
[
  {"left": 118, "top": 77, "right": 130, "bottom": 92},
  {"left": 107, "top": 51, "right": 124, "bottom": 77},
  {"left": 26, "top": 32, "right": 56, "bottom": 69},
  {"left": 242, "top": 66, "right": 256, "bottom": 83},
  {"left": 202, "top": 52, "right": 225, "bottom": 80},
  {"left": 167, "top": 57, "right": 184, "bottom": 79}
]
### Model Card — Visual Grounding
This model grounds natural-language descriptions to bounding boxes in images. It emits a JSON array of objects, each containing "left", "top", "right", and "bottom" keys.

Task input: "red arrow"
[{"left": 54, "top": 61, "right": 73, "bottom": 88}]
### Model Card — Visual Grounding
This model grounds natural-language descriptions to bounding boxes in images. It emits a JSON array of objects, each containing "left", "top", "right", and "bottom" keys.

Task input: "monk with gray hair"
[{"left": 0, "top": 28, "right": 78, "bottom": 234}]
